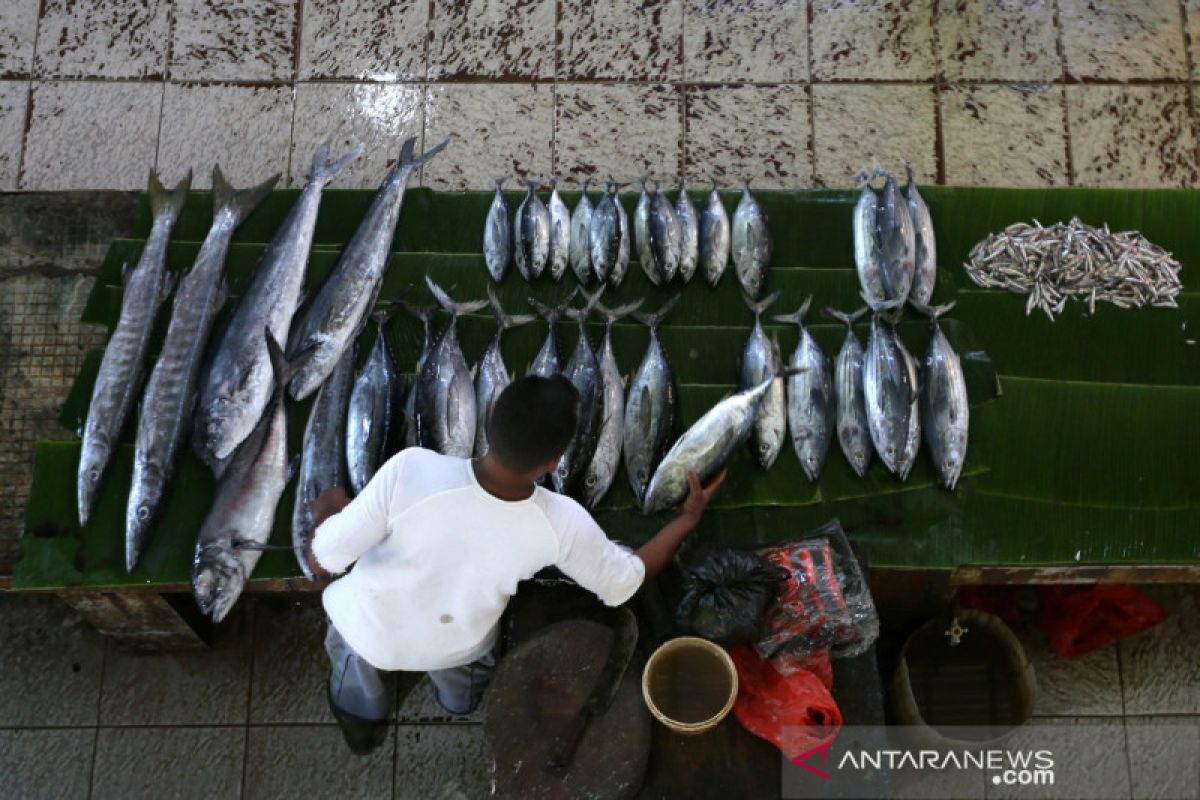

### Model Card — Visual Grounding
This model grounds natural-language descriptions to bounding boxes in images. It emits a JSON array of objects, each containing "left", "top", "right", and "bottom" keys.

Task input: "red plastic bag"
[
  {"left": 1038, "top": 585, "right": 1167, "bottom": 659},
  {"left": 768, "top": 648, "right": 833, "bottom": 690},
  {"left": 729, "top": 645, "right": 842, "bottom": 760}
]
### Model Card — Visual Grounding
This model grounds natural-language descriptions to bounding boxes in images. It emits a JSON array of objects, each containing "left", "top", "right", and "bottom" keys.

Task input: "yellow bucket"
[{"left": 642, "top": 636, "right": 738, "bottom": 735}]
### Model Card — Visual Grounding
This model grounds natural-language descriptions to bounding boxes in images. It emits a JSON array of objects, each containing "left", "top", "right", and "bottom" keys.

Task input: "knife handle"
[{"left": 546, "top": 708, "right": 593, "bottom": 772}]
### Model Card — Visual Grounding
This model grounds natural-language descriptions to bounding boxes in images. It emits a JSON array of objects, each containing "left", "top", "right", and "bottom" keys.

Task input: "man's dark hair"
[{"left": 487, "top": 375, "right": 579, "bottom": 471}]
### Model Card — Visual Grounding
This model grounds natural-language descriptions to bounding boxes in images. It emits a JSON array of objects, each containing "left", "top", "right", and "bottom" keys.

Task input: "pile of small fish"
[
  {"left": 484, "top": 177, "right": 773, "bottom": 297},
  {"left": 964, "top": 217, "right": 1184, "bottom": 319}
]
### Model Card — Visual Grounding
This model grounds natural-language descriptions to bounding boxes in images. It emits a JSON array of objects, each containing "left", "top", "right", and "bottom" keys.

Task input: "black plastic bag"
[{"left": 676, "top": 548, "right": 787, "bottom": 645}]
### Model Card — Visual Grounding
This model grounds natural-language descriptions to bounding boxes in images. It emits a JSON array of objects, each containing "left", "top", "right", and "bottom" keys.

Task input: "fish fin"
[
  {"left": 149, "top": 168, "right": 191, "bottom": 219},
  {"left": 633, "top": 294, "right": 680, "bottom": 329},
  {"left": 565, "top": 286, "right": 604, "bottom": 322},
  {"left": 159, "top": 270, "right": 178, "bottom": 303},
  {"left": 553, "top": 287, "right": 580, "bottom": 317},
  {"left": 744, "top": 289, "right": 780, "bottom": 318},
  {"left": 492, "top": 176, "right": 507, "bottom": 191},
  {"left": 823, "top": 305, "right": 869, "bottom": 329},
  {"left": 120, "top": 261, "right": 130, "bottom": 285},
  {"left": 213, "top": 166, "right": 279, "bottom": 225},
  {"left": 576, "top": 176, "right": 591, "bottom": 192},
  {"left": 528, "top": 297, "right": 553, "bottom": 321},
  {"left": 771, "top": 295, "right": 813, "bottom": 328},
  {"left": 371, "top": 305, "right": 394, "bottom": 328},
  {"left": 426, "top": 275, "right": 485, "bottom": 317},
  {"left": 398, "top": 300, "right": 435, "bottom": 325},
  {"left": 909, "top": 297, "right": 955, "bottom": 321},
  {"left": 597, "top": 298, "right": 643, "bottom": 325},
  {"left": 308, "top": 140, "right": 363, "bottom": 185},
  {"left": 403, "top": 133, "right": 454, "bottom": 169}
]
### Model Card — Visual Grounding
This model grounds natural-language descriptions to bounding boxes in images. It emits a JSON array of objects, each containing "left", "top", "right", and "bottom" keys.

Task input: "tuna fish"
[
  {"left": 913, "top": 300, "right": 968, "bottom": 489},
  {"left": 553, "top": 288, "right": 606, "bottom": 499},
  {"left": 528, "top": 289, "right": 579, "bottom": 377},
  {"left": 699, "top": 180, "right": 731, "bottom": 287},
  {"left": 568, "top": 178, "right": 594, "bottom": 285},
  {"left": 905, "top": 166, "right": 937, "bottom": 307},
  {"left": 474, "top": 287, "right": 534, "bottom": 457},
  {"left": 589, "top": 181, "right": 621, "bottom": 284},
  {"left": 877, "top": 171, "right": 916, "bottom": 304},
  {"left": 346, "top": 311, "right": 400, "bottom": 494},
  {"left": 292, "top": 343, "right": 355, "bottom": 579},
  {"left": 774, "top": 297, "right": 833, "bottom": 482},
  {"left": 78, "top": 169, "right": 191, "bottom": 527},
  {"left": 897, "top": 341, "right": 922, "bottom": 481},
  {"left": 514, "top": 180, "right": 550, "bottom": 280},
  {"left": 732, "top": 180, "right": 771, "bottom": 299},
  {"left": 675, "top": 177, "right": 699, "bottom": 283},
  {"left": 634, "top": 177, "right": 657, "bottom": 284},
  {"left": 413, "top": 277, "right": 487, "bottom": 457},
  {"left": 612, "top": 187, "right": 631, "bottom": 287},
  {"left": 582, "top": 299, "right": 643, "bottom": 509},
  {"left": 547, "top": 178, "right": 571, "bottom": 282},
  {"left": 824, "top": 306, "right": 873, "bottom": 477},
  {"left": 741, "top": 291, "right": 785, "bottom": 469},
  {"left": 124, "top": 167, "right": 274, "bottom": 569},
  {"left": 287, "top": 135, "right": 450, "bottom": 401},
  {"left": 484, "top": 177, "right": 511, "bottom": 283},
  {"left": 622, "top": 296, "right": 680, "bottom": 504},
  {"left": 192, "top": 329, "right": 294, "bottom": 623},
  {"left": 400, "top": 303, "right": 437, "bottom": 449},
  {"left": 648, "top": 181, "right": 682, "bottom": 284},
  {"left": 193, "top": 142, "right": 360, "bottom": 471},
  {"left": 862, "top": 305, "right": 918, "bottom": 478},
  {"left": 853, "top": 171, "right": 888, "bottom": 312}
]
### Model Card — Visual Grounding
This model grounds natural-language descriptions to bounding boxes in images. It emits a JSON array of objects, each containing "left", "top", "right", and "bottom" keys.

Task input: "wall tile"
[
  {"left": 556, "top": 83, "right": 682, "bottom": 182},
  {"left": 684, "top": 84, "right": 811, "bottom": 188},
  {"left": 682, "top": 0, "right": 808, "bottom": 83},
  {"left": 171, "top": 0, "right": 297, "bottom": 82},
  {"left": 0, "top": 729, "right": 94, "bottom": 800},
  {"left": 299, "top": 0, "right": 428, "bottom": 81},
  {"left": 559, "top": 0, "right": 683, "bottom": 81},
  {"left": 942, "top": 84, "right": 1067, "bottom": 187},
  {"left": 1059, "top": 0, "right": 1186, "bottom": 81},
  {"left": 92, "top": 727, "right": 244, "bottom": 800},
  {"left": 158, "top": 84, "right": 293, "bottom": 190},
  {"left": 35, "top": 0, "right": 169, "bottom": 79},
  {"left": 811, "top": 0, "right": 935, "bottom": 81},
  {"left": 0, "top": 0, "right": 38, "bottom": 78},
  {"left": 21, "top": 81, "right": 161, "bottom": 191},
  {"left": 244, "top": 725, "right": 394, "bottom": 797},
  {"left": 394, "top": 725, "right": 490, "bottom": 800},
  {"left": 423, "top": 83, "right": 553, "bottom": 190},
  {"left": 811, "top": 83, "right": 936, "bottom": 187},
  {"left": 1120, "top": 587, "right": 1200, "bottom": 714},
  {"left": 937, "top": 0, "right": 1061, "bottom": 81},
  {"left": 0, "top": 81, "right": 27, "bottom": 191},
  {"left": 1067, "top": 85, "right": 1198, "bottom": 188},
  {"left": 1124, "top": 716, "right": 1200, "bottom": 800},
  {"left": 290, "top": 82, "right": 424, "bottom": 189},
  {"left": 428, "top": 0, "right": 555, "bottom": 80}
]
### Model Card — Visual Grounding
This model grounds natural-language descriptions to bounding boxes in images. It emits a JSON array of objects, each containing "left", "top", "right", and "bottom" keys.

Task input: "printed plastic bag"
[
  {"left": 730, "top": 645, "right": 842, "bottom": 760},
  {"left": 1038, "top": 585, "right": 1167, "bottom": 659},
  {"left": 676, "top": 547, "right": 787, "bottom": 645}
]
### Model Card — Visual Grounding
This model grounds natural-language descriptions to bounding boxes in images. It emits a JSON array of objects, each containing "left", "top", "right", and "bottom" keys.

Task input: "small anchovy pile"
[{"left": 964, "top": 217, "right": 1184, "bottom": 319}]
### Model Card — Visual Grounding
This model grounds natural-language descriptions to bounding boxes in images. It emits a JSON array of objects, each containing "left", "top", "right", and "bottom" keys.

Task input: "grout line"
[
  {"left": 291, "top": 0, "right": 304, "bottom": 82},
  {"left": 677, "top": 0, "right": 686, "bottom": 180},
  {"left": 930, "top": 0, "right": 946, "bottom": 185},
  {"left": 805, "top": 0, "right": 818, "bottom": 187},
  {"left": 17, "top": 0, "right": 47, "bottom": 189},
  {"left": 1179, "top": 0, "right": 1200, "bottom": 186},
  {"left": 84, "top": 638, "right": 108, "bottom": 800},
  {"left": 1050, "top": 0, "right": 1075, "bottom": 186},
  {"left": 550, "top": 0, "right": 561, "bottom": 177},
  {"left": 417, "top": 0, "right": 434, "bottom": 187}
]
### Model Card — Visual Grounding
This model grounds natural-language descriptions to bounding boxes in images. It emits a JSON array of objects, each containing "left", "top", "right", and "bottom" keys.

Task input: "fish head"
[
  {"left": 77, "top": 438, "right": 110, "bottom": 525},
  {"left": 940, "top": 430, "right": 969, "bottom": 489},
  {"left": 582, "top": 461, "right": 615, "bottom": 508},
  {"left": 192, "top": 541, "right": 245, "bottom": 622},
  {"left": 801, "top": 452, "right": 822, "bottom": 482}
]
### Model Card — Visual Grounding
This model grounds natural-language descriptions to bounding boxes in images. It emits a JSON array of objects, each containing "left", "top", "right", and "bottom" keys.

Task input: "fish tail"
[
  {"left": 149, "top": 168, "right": 192, "bottom": 220},
  {"left": 424, "top": 275, "right": 485, "bottom": 317},
  {"left": 905, "top": 163, "right": 917, "bottom": 191},
  {"left": 909, "top": 297, "right": 955, "bottom": 320},
  {"left": 678, "top": 175, "right": 689, "bottom": 191},
  {"left": 371, "top": 305, "right": 394, "bottom": 328},
  {"left": 633, "top": 294, "right": 680, "bottom": 329},
  {"left": 492, "top": 176, "right": 507, "bottom": 191},
  {"left": 404, "top": 134, "right": 453, "bottom": 169},
  {"left": 823, "top": 305, "right": 869, "bottom": 329},
  {"left": 308, "top": 140, "right": 363, "bottom": 185},
  {"left": 212, "top": 165, "right": 279, "bottom": 226},
  {"left": 487, "top": 285, "right": 534, "bottom": 330},
  {"left": 744, "top": 289, "right": 780, "bottom": 318},
  {"left": 597, "top": 298, "right": 643, "bottom": 325},
  {"left": 577, "top": 177, "right": 591, "bottom": 192},
  {"left": 771, "top": 295, "right": 813, "bottom": 327}
]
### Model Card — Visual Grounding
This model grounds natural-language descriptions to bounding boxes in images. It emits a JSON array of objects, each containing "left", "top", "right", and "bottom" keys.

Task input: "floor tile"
[
  {"left": 0, "top": 595, "right": 105, "bottom": 727},
  {"left": 394, "top": 724, "right": 490, "bottom": 800},
  {"left": 99, "top": 604, "right": 252, "bottom": 725},
  {"left": 0, "top": 0, "right": 38, "bottom": 78},
  {"left": 559, "top": 0, "right": 683, "bottom": 81},
  {"left": 1058, "top": 0, "right": 1186, "bottom": 81},
  {"left": 423, "top": 83, "right": 553, "bottom": 190},
  {"left": 811, "top": 0, "right": 935, "bottom": 81},
  {"left": 290, "top": 82, "right": 424, "bottom": 189},
  {"left": 811, "top": 83, "right": 936, "bottom": 187},
  {"left": 21, "top": 81, "right": 162, "bottom": 191},
  {"left": 34, "top": 0, "right": 169, "bottom": 79},
  {"left": 1018, "top": 622, "right": 1123, "bottom": 716},
  {"left": 396, "top": 674, "right": 484, "bottom": 723},
  {"left": 1067, "top": 85, "right": 1199, "bottom": 188},
  {"left": 892, "top": 761, "right": 986, "bottom": 799},
  {"left": 250, "top": 601, "right": 335, "bottom": 724},
  {"left": 682, "top": 0, "right": 808, "bottom": 83},
  {"left": 936, "top": 0, "right": 1061, "bottom": 81},
  {"left": 684, "top": 84, "right": 811, "bottom": 189},
  {"left": 299, "top": 0, "right": 428, "bottom": 81},
  {"left": 984, "top": 718, "right": 1130, "bottom": 800},
  {"left": 0, "top": 729, "right": 94, "bottom": 800},
  {"left": 941, "top": 84, "right": 1067, "bottom": 187},
  {"left": 1125, "top": 716, "right": 1200, "bottom": 800},
  {"left": 244, "top": 725, "right": 394, "bottom": 799},
  {"left": 0, "top": 81, "right": 27, "bottom": 191},
  {"left": 92, "top": 726, "right": 244, "bottom": 800},
  {"left": 555, "top": 83, "right": 683, "bottom": 182},
  {"left": 170, "top": 0, "right": 297, "bottom": 82},
  {"left": 1120, "top": 587, "right": 1200, "bottom": 715},
  {"left": 157, "top": 83, "right": 292, "bottom": 190},
  {"left": 428, "top": 0, "right": 554, "bottom": 80}
]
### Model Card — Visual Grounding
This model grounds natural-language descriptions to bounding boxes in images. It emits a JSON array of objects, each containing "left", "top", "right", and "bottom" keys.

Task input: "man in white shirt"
[{"left": 307, "top": 375, "right": 725, "bottom": 754}]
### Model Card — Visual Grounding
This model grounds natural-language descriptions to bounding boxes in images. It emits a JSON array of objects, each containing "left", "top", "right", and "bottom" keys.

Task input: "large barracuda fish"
[
  {"left": 193, "top": 142, "right": 361, "bottom": 471},
  {"left": 581, "top": 299, "right": 642, "bottom": 509},
  {"left": 732, "top": 181, "right": 771, "bottom": 298},
  {"left": 346, "top": 311, "right": 400, "bottom": 494},
  {"left": 78, "top": 169, "right": 191, "bottom": 527},
  {"left": 622, "top": 296, "right": 680, "bottom": 504},
  {"left": 124, "top": 167, "right": 275, "bottom": 570},
  {"left": 553, "top": 289, "right": 605, "bottom": 499},
  {"left": 774, "top": 296, "right": 833, "bottom": 482},
  {"left": 286, "top": 135, "right": 451, "bottom": 401},
  {"left": 474, "top": 287, "right": 533, "bottom": 457},
  {"left": 913, "top": 300, "right": 968, "bottom": 489},
  {"left": 825, "top": 306, "right": 873, "bottom": 477},
  {"left": 741, "top": 291, "right": 785, "bottom": 469}
]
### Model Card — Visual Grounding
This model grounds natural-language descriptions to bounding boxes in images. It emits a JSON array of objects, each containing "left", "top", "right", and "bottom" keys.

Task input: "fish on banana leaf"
[
  {"left": 346, "top": 311, "right": 400, "bottom": 494},
  {"left": 514, "top": 180, "right": 550, "bottom": 280},
  {"left": 528, "top": 288, "right": 579, "bottom": 377},
  {"left": 904, "top": 166, "right": 936, "bottom": 307},
  {"left": 699, "top": 180, "right": 731, "bottom": 287},
  {"left": 623, "top": 296, "right": 680, "bottom": 504},
  {"left": 824, "top": 305, "right": 873, "bottom": 477},
  {"left": 675, "top": 177, "right": 699, "bottom": 283},
  {"left": 582, "top": 299, "right": 643, "bottom": 509},
  {"left": 741, "top": 291, "right": 785, "bottom": 469},
  {"left": 547, "top": 178, "right": 571, "bottom": 282},
  {"left": 774, "top": 296, "right": 833, "bottom": 482},
  {"left": 589, "top": 181, "right": 621, "bottom": 285},
  {"left": 732, "top": 180, "right": 771, "bottom": 299},
  {"left": 648, "top": 181, "right": 681, "bottom": 284},
  {"left": 912, "top": 300, "right": 968, "bottom": 489},
  {"left": 553, "top": 288, "right": 606, "bottom": 499},
  {"left": 474, "top": 287, "right": 534, "bottom": 457},
  {"left": 862, "top": 304, "right": 918, "bottom": 478},
  {"left": 568, "top": 178, "right": 594, "bottom": 285},
  {"left": 484, "top": 177, "right": 512, "bottom": 283}
]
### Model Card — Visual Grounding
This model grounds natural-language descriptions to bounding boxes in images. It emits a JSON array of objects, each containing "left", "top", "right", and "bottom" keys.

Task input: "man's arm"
[
  {"left": 306, "top": 453, "right": 402, "bottom": 576},
  {"left": 635, "top": 469, "right": 726, "bottom": 579}
]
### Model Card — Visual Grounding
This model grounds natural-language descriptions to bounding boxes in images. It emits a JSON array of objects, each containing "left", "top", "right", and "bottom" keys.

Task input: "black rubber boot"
[{"left": 328, "top": 685, "right": 389, "bottom": 756}]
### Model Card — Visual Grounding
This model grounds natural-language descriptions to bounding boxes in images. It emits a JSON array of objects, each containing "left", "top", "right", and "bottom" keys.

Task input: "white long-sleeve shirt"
[{"left": 312, "top": 448, "right": 646, "bottom": 671}]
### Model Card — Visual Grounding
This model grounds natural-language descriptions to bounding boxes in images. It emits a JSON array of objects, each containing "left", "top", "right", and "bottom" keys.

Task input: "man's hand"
[
  {"left": 310, "top": 487, "right": 351, "bottom": 530},
  {"left": 635, "top": 468, "right": 729, "bottom": 580},
  {"left": 680, "top": 469, "right": 727, "bottom": 522}
]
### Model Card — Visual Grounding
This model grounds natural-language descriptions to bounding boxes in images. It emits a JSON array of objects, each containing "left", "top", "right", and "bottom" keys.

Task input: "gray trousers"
[{"left": 325, "top": 625, "right": 497, "bottom": 719}]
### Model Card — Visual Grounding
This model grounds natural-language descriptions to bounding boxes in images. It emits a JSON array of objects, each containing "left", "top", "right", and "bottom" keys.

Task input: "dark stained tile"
[{"left": 558, "top": 0, "right": 683, "bottom": 81}]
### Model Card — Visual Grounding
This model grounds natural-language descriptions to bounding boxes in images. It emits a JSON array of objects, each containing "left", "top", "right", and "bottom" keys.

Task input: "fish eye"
[
  {"left": 88, "top": 469, "right": 100, "bottom": 482},
  {"left": 886, "top": 446, "right": 895, "bottom": 456},
  {"left": 137, "top": 506, "right": 150, "bottom": 520},
  {"left": 759, "top": 442, "right": 769, "bottom": 453},
  {"left": 637, "top": 469, "right": 647, "bottom": 481}
]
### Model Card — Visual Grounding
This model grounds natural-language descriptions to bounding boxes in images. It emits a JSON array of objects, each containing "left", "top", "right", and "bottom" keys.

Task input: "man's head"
[{"left": 486, "top": 375, "right": 579, "bottom": 476}]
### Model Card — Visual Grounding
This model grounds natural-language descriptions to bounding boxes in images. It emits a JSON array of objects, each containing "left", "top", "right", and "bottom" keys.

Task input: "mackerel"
[
  {"left": 613, "top": 187, "right": 631, "bottom": 287},
  {"left": 346, "top": 311, "right": 400, "bottom": 494},
  {"left": 622, "top": 296, "right": 680, "bottom": 504},
  {"left": 774, "top": 297, "right": 833, "bottom": 482},
  {"left": 484, "top": 177, "right": 511, "bottom": 283},
  {"left": 474, "top": 287, "right": 534, "bottom": 457},
  {"left": 699, "top": 180, "right": 731, "bottom": 286},
  {"left": 732, "top": 180, "right": 771, "bottom": 298},
  {"left": 582, "top": 299, "right": 643, "bottom": 509},
  {"left": 913, "top": 300, "right": 968, "bottom": 489},
  {"left": 546, "top": 178, "right": 571, "bottom": 281},
  {"left": 568, "top": 178, "right": 594, "bottom": 285},
  {"left": 824, "top": 306, "right": 873, "bottom": 477},
  {"left": 514, "top": 180, "right": 550, "bottom": 280},
  {"left": 414, "top": 277, "right": 487, "bottom": 457},
  {"left": 741, "top": 291, "right": 785, "bottom": 469},
  {"left": 675, "top": 177, "right": 699, "bottom": 283}
]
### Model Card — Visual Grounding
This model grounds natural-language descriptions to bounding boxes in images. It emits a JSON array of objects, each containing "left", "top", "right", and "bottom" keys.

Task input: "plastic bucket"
[{"left": 641, "top": 636, "right": 738, "bottom": 735}]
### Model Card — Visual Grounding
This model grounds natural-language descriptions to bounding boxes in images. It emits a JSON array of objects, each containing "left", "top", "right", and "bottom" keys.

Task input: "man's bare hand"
[
  {"left": 310, "top": 487, "right": 350, "bottom": 530},
  {"left": 680, "top": 469, "right": 727, "bottom": 522}
]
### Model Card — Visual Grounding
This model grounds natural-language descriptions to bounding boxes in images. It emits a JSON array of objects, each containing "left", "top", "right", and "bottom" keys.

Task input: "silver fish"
[
  {"left": 547, "top": 178, "right": 571, "bottom": 282},
  {"left": 474, "top": 287, "right": 534, "bottom": 457},
  {"left": 589, "top": 181, "right": 621, "bottom": 284},
  {"left": 732, "top": 180, "right": 771, "bottom": 299},
  {"left": 582, "top": 299, "right": 643, "bottom": 509},
  {"left": 877, "top": 171, "right": 916, "bottom": 304},
  {"left": 125, "top": 167, "right": 273, "bottom": 570},
  {"left": 741, "top": 291, "right": 785, "bottom": 469},
  {"left": 553, "top": 288, "right": 606, "bottom": 499},
  {"left": 401, "top": 303, "right": 437, "bottom": 449},
  {"left": 862, "top": 305, "right": 918, "bottom": 477},
  {"left": 853, "top": 174, "right": 888, "bottom": 311},
  {"left": 622, "top": 296, "right": 680, "bottom": 504},
  {"left": 897, "top": 340, "right": 922, "bottom": 481},
  {"left": 192, "top": 330, "right": 293, "bottom": 623},
  {"left": 773, "top": 297, "right": 833, "bottom": 482},
  {"left": 346, "top": 311, "right": 400, "bottom": 494},
  {"left": 528, "top": 289, "right": 578, "bottom": 377},
  {"left": 675, "top": 177, "right": 699, "bottom": 283},
  {"left": 513, "top": 180, "right": 550, "bottom": 280},
  {"left": 193, "top": 142, "right": 360, "bottom": 471},
  {"left": 292, "top": 343, "right": 355, "bottom": 580},
  {"left": 913, "top": 300, "right": 968, "bottom": 489},
  {"left": 699, "top": 180, "right": 731, "bottom": 287},
  {"left": 568, "top": 178, "right": 594, "bottom": 285},
  {"left": 904, "top": 166, "right": 936, "bottom": 307},
  {"left": 634, "top": 177, "right": 657, "bottom": 284},
  {"left": 648, "top": 181, "right": 681, "bottom": 284},
  {"left": 78, "top": 170, "right": 190, "bottom": 527},
  {"left": 414, "top": 277, "right": 487, "bottom": 457},
  {"left": 288, "top": 135, "right": 450, "bottom": 401},
  {"left": 824, "top": 305, "right": 873, "bottom": 477},
  {"left": 484, "top": 176, "right": 511, "bottom": 282},
  {"left": 612, "top": 186, "right": 631, "bottom": 287}
]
